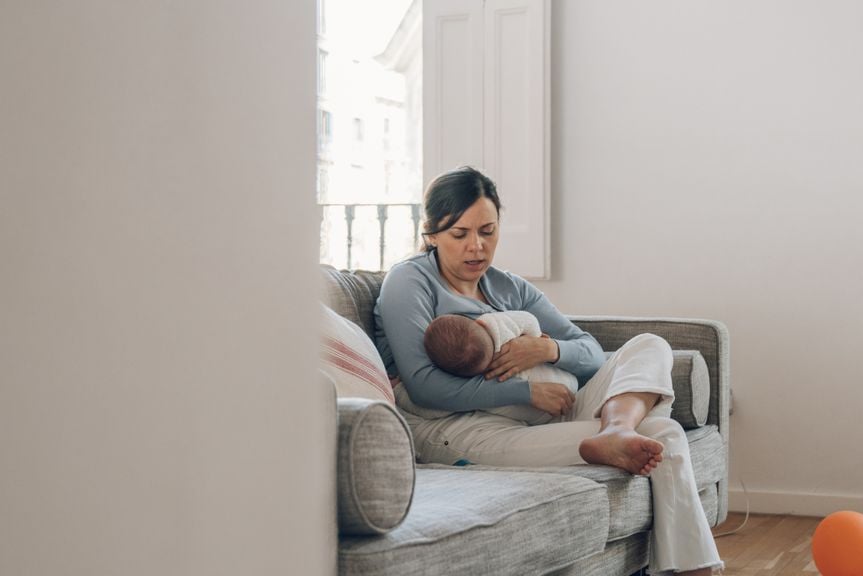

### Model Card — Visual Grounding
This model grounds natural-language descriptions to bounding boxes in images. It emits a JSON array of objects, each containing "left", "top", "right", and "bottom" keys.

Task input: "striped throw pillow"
[{"left": 321, "top": 304, "right": 395, "bottom": 406}]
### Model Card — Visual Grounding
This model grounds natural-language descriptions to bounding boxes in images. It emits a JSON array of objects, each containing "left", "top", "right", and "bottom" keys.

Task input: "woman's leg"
[
  {"left": 418, "top": 410, "right": 601, "bottom": 467},
  {"left": 579, "top": 391, "right": 664, "bottom": 475},
  {"left": 571, "top": 333, "right": 676, "bottom": 475},
  {"left": 395, "top": 381, "right": 598, "bottom": 466},
  {"left": 572, "top": 335, "right": 721, "bottom": 573},
  {"left": 638, "top": 417, "right": 723, "bottom": 575}
]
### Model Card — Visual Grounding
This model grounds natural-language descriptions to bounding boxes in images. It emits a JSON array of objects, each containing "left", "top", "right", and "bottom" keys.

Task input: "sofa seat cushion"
[
  {"left": 686, "top": 425, "right": 725, "bottom": 489},
  {"left": 413, "top": 424, "right": 727, "bottom": 542},
  {"left": 452, "top": 464, "right": 653, "bottom": 542},
  {"left": 551, "top": 466, "right": 652, "bottom": 542},
  {"left": 339, "top": 468, "right": 609, "bottom": 576},
  {"left": 698, "top": 483, "right": 719, "bottom": 526},
  {"left": 547, "top": 532, "right": 650, "bottom": 576},
  {"left": 562, "top": 427, "right": 726, "bottom": 537}
]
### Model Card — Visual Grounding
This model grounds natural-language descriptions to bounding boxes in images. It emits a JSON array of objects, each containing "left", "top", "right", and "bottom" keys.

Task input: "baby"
[{"left": 423, "top": 310, "right": 580, "bottom": 425}]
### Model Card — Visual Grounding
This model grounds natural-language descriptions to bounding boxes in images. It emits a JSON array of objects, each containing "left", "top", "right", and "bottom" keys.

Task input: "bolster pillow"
[
  {"left": 670, "top": 350, "right": 710, "bottom": 429},
  {"left": 337, "top": 398, "right": 416, "bottom": 535}
]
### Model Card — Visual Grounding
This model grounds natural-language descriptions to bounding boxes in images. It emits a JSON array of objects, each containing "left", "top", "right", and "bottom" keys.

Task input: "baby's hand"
[{"left": 484, "top": 335, "right": 559, "bottom": 381}]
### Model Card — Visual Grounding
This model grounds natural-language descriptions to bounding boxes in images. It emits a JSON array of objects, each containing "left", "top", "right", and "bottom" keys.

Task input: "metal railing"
[{"left": 319, "top": 202, "right": 422, "bottom": 270}]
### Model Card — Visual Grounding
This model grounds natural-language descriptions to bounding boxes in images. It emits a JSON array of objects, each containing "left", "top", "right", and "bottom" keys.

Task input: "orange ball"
[{"left": 811, "top": 510, "right": 863, "bottom": 576}]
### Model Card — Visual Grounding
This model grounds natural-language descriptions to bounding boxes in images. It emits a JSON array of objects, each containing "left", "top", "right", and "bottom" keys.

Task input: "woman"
[{"left": 374, "top": 167, "right": 722, "bottom": 575}]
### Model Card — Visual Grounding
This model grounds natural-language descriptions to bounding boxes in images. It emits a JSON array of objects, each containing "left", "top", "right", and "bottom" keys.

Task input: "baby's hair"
[{"left": 424, "top": 315, "right": 493, "bottom": 377}]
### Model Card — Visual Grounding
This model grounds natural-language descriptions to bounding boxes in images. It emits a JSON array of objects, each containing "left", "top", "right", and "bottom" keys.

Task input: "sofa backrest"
[{"left": 321, "top": 265, "right": 386, "bottom": 339}]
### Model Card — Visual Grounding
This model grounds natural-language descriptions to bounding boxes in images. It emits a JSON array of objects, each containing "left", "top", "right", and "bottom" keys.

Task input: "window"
[
  {"left": 315, "top": 0, "right": 546, "bottom": 277},
  {"left": 317, "top": 109, "right": 333, "bottom": 153},
  {"left": 382, "top": 117, "right": 391, "bottom": 151},
  {"left": 317, "top": 0, "right": 327, "bottom": 35},
  {"left": 317, "top": 50, "right": 328, "bottom": 95},
  {"left": 317, "top": 166, "right": 330, "bottom": 196},
  {"left": 316, "top": 0, "right": 422, "bottom": 271}
]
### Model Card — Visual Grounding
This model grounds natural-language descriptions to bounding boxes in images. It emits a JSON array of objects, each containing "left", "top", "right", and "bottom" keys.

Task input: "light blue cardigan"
[{"left": 374, "top": 251, "right": 605, "bottom": 412}]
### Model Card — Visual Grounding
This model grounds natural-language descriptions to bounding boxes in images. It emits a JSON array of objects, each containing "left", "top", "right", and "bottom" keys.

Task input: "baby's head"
[{"left": 424, "top": 314, "right": 493, "bottom": 377}]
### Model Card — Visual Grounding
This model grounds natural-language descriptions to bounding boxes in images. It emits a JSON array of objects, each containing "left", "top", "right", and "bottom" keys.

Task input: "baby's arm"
[
  {"left": 503, "top": 310, "right": 542, "bottom": 338},
  {"left": 522, "top": 364, "right": 579, "bottom": 394},
  {"left": 478, "top": 310, "right": 542, "bottom": 351}
]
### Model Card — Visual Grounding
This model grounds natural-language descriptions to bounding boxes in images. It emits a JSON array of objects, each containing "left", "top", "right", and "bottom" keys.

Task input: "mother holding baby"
[{"left": 373, "top": 166, "right": 722, "bottom": 575}]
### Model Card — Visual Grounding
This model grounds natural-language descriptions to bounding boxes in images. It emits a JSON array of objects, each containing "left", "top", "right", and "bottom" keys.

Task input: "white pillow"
[{"left": 321, "top": 304, "right": 395, "bottom": 406}]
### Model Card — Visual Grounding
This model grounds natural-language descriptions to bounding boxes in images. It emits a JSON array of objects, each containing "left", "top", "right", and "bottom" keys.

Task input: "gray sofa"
[{"left": 323, "top": 266, "right": 730, "bottom": 576}]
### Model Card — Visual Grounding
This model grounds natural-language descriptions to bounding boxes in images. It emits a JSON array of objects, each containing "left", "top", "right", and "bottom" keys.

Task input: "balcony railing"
[{"left": 319, "top": 202, "right": 422, "bottom": 271}]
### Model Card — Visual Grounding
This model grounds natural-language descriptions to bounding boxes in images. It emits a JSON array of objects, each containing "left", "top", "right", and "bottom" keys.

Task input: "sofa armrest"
[
  {"left": 569, "top": 316, "right": 731, "bottom": 525},
  {"left": 567, "top": 316, "right": 730, "bottom": 433}
]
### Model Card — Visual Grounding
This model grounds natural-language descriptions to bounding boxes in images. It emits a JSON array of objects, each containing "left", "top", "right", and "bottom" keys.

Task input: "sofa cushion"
[
  {"left": 687, "top": 425, "right": 725, "bottom": 490},
  {"left": 339, "top": 468, "right": 609, "bottom": 576},
  {"left": 428, "top": 424, "right": 727, "bottom": 542},
  {"left": 321, "top": 265, "right": 385, "bottom": 339},
  {"left": 555, "top": 466, "right": 653, "bottom": 542},
  {"left": 437, "top": 463, "right": 653, "bottom": 542},
  {"left": 321, "top": 304, "right": 395, "bottom": 405},
  {"left": 337, "top": 398, "right": 415, "bottom": 535},
  {"left": 670, "top": 350, "right": 710, "bottom": 428},
  {"left": 549, "top": 533, "right": 650, "bottom": 576},
  {"left": 698, "top": 483, "right": 719, "bottom": 527}
]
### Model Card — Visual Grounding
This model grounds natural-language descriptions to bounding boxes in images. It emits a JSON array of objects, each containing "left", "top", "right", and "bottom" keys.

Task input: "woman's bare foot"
[{"left": 578, "top": 427, "right": 664, "bottom": 475}]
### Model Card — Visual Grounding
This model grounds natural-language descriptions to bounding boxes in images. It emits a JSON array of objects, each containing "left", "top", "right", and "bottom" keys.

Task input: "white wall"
[
  {"left": 0, "top": 2, "right": 333, "bottom": 574},
  {"left": 537, "top": 0, "right": 863, "bottom": 515}
]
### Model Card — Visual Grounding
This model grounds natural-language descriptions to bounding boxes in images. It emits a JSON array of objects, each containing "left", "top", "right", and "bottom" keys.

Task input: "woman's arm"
[
  {"left": 375, "top": 263, "right": 532, "bottom": 412},
  {"left": 514, "top": 275, "right": 606, "bottom": 385}
]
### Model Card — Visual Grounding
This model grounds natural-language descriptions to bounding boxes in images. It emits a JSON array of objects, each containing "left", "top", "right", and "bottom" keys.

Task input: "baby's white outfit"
[
  {"left": 476, "top": 311, "right": 578, "bottom": 424},
  {"left": 397, "top": 311, "right": 577, "bottom": 425}
]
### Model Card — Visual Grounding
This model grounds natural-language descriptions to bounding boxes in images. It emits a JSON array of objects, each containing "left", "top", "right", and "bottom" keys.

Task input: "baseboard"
[{"left": 728, "top": 488, "right": 863, "bottom": 517}]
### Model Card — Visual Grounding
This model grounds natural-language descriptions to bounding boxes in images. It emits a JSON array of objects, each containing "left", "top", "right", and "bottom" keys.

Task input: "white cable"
[{"left": 713, "top": 479, "right": 750, "bottom": 538}]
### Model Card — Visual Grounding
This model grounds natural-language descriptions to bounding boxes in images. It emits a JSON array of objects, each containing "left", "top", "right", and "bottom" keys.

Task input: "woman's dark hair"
[{"left": 421, "top": 166, "right": 502, "bottom": 252}]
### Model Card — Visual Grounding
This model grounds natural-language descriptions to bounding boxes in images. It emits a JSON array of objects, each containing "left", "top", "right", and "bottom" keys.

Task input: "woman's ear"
[{"left": 425, "top": 234, "right": 437, "bottom": 248}]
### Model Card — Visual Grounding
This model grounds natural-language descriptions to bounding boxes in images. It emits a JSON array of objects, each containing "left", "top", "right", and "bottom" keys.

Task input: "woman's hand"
[
  {"left": 529, "top": 381, "right": 575, "bottom": 416},
  {"left": 484, "top": 334, "right": 560, "bottom": 381}
]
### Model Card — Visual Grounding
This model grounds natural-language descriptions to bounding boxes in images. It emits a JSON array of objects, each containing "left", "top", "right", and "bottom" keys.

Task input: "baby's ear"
[{"left": 475, "top": 319, "right": 487, "bottom": 329}]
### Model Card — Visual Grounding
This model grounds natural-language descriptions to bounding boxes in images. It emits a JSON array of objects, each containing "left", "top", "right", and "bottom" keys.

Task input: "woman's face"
[{"left": 428, "top": 197, "right": 499, "bottom": 286}]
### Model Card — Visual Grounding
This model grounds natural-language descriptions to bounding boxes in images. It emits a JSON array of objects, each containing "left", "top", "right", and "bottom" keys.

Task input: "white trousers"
[{"left": 400, "top": 333, "right": 723, "bottom": 574}]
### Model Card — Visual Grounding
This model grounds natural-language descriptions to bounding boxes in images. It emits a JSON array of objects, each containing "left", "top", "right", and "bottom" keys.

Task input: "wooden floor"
[{"left": 711, "top": 513, "right": 823, "bottom": 575}]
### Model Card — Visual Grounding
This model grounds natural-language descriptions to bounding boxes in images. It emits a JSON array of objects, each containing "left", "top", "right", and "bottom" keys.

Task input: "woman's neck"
[
  {"left": 430, "top": 250, "right": 488, "bottom": 303},
  {"left": 441, "top": 271, "right": 486, "bottom": 303}
]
